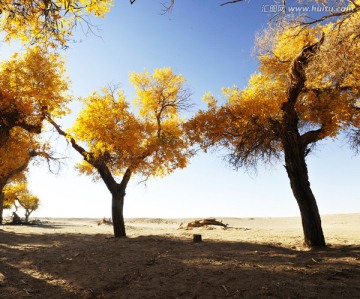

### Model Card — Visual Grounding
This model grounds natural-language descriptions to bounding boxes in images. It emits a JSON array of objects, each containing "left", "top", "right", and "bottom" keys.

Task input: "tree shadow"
[{"left": 1, "top": 231, "right": 359, "bottom": 298}]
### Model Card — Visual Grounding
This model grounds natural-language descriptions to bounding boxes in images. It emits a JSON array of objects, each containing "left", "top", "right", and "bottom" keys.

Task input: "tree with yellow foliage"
[
  {"left": 187, "top": 14, "right": 360, "bottom": 248},
  {"left": 18, "top": 194, "right": 40, "bottom": 223},
  {"left": 0, "top": 47, "right": 70, "bottom": 223},
  {"left": 0, "top": 0, "right": 113, "bottom": 47},
  {"left": 2, "top": 175, "right": 28, "bottom": 211},
  {"left": 3, "top": 179, "right": 40, "bottom": 223},
  {"left": 50, "top": 68, "right": 193, "bottom": 237}
]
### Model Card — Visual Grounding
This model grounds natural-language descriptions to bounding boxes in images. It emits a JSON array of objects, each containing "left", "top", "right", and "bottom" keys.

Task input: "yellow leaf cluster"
[
  {"left": 189, "top": 11, "right": 360, "bottom": 164},
  {"left": 3, "top": 180, "right": 28, "bottom": 209},
  {"left": 0, "top": 0, "right": 113, "bottom": 47},
  {"left": 0, "top": 129, "right": 36, "bottom": 185},
  {"left": 130, "top": 67, "right": 187, "bottom": 119},
  {"left": 0, "top": 47, "right": 71, "bottom": 122},
  {"left": 72, "top": 68, "right": 193, "bottom": 180},
  {"left": 252, "top": 18, "right": 359, "bottom": 135}
]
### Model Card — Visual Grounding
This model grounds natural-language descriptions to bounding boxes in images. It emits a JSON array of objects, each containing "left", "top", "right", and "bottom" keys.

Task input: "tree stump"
[{"left": 193, "top": 234, "right": 202, "bottom": 242}]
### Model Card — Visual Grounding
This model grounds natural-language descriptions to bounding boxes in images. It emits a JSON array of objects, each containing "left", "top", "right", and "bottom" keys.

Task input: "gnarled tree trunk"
[
  {"left": 111, "top": 188, "right": 126, "bottom": 237},
  {"left": 282, "top": 129, "right": 325, "bottom": 247},
  {"left": 281, "top": 34, "right": 326, "bottom": 248}
]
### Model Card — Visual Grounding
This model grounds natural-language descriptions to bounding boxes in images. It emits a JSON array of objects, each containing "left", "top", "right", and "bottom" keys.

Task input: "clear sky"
[{"left": 2, "top": 0, "right": 360, "bottom": 219}]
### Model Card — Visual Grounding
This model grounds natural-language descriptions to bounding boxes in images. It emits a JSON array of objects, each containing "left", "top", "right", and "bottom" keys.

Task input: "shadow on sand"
[{"left": 1, "top": 229, "right": 359, "bottom": 298}]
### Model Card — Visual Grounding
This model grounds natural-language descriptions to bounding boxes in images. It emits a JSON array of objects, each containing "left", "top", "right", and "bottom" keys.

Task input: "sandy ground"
[{"left": 0, "top": 214, "right": 359, "bottom": 298}]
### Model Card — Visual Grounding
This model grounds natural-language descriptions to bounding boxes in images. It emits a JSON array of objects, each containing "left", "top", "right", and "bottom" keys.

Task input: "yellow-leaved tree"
[
  {"left": 50, "top": 67, "right": 193, "bottom": 237},
  {"left": 186, "top": 14, "right": 360, "bottom": 248},
  {"left": 3, "top": 178, "right": 40, "bottom": 223},
  {"left": 2, "top": 174, "right": 28, "bottom": 211},
  {"left": 0, "top": 47, "right": 70, "bottom": 223},
  {"left": 0, "top": 0, "right": 113, "bottom": 47}
]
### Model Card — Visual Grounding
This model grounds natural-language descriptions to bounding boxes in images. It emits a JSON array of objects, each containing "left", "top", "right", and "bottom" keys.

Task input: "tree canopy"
[
  {"left": 188, "top": 20, "right": 360, "bottom": 166},
  {"left": 70, "top": 68, "right": 192, "bottom": 180}
]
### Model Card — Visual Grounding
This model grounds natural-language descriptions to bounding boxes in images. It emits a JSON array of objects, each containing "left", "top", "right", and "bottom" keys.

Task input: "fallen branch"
[
  {"left": 98, "top": 217, "right": 113, "bottom": 225},
  {"left": 180, "top": 218, "right": 228, "bottom": 229}
]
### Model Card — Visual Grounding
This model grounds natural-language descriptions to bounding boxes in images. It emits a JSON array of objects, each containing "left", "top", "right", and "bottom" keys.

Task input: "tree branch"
[
  {"left": 119, "top": 168, "right": 132, "bottom": 193},
  {"left": 220, "top": 0, "right": 245, "bottom": 6},
  {"left": 47, "top": 117, "right": 92, "bottom": 162},
  {"left": 300, "top": 6, "right": 360, "bottom": 28},
  {"left": 47, "top": 117, "right": 118, "bottom": 192},
  {"left": 300, "top": 127, "right": 324, "bottom": 146},
  {"left": 285, "top": 33, "right": 325, "bottom": 109},
  {"left": 1, "top": 161, "right": 29, "bottom": 187}
]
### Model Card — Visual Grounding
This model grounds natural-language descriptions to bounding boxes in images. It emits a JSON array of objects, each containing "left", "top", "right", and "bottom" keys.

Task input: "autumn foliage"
[
  {"left": 0, "top": 47, "right": 70, "bottom": 145},
  {"left": 0, "top": 0, "right": 113, "bottom": 47}
]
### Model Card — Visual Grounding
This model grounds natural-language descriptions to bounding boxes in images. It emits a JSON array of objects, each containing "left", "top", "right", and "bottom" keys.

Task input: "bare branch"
[
  {"left": 161, "top": 0, "right": 175, "bottom": 15},
  {"left": 220, "top": 0, "right": 246, "bottom": 6},
  {"left": 347, "top": 128, "right": 360, "bottom": 154}
]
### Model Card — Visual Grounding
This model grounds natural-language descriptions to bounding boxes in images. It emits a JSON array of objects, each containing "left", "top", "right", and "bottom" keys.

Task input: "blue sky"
[{"left": 2, "top": 0, "right": 359, "bottom": 219}]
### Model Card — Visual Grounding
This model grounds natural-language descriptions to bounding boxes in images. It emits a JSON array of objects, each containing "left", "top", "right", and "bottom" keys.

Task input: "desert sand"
[{"left": 0, "top": 214, "right": 359, "bottom": 298}]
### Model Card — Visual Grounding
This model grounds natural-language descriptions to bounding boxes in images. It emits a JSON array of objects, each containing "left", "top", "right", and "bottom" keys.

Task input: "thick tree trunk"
[
  {"left": 111, "top": 188, "right": 126, "bottom": 237},
  {"left": 280, "top": 35, "right": 326, "bottom": 248},
  {"left": 282, "top": 130, "right": 326, "bottom": 248},
  {"left": 0, "top": 192, "right": 4, "bottom": 225}
]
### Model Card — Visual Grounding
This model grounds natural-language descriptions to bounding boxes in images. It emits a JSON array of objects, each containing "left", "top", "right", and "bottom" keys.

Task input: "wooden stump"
[{"left": 193, "top": 234, "right": 202, "bottom": 242}]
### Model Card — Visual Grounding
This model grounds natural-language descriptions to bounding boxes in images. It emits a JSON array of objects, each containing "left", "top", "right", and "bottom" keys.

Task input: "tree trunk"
[
  {"left": 0, "top": 192, "right": 4, "bottom": 225},
  {"left": 112, "top": 188, "right": 126, "bottom": 237},
  {"left": 25, "top": 211, "right": 30, "bottom": 223},
  {"left": 280, "top": 35, "right": 326, "bottom": 248},
  {"left": 0, "top": 182, "right": 5, "bottom": 225},
  {"left": 282, "top": 130, "right": 326, "bottom": 248},
  {"left": 49, "top": 119, "right": 133, "bottom": 239}
]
